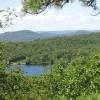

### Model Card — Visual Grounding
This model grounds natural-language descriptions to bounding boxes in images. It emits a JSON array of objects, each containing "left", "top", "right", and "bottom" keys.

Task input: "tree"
[
  {"left": 23, "top": 0, "right": 98, "bottom": 14},
  {"left": 0, "top": 8, "right": 18, "bottom": 28}
]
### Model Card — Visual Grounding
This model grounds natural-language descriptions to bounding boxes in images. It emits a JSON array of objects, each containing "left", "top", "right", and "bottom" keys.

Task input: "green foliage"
[
  {"left": 23, "top": 0, "right": 49, "bottom": 13},
  {"left": 77, "top": 93, "right": 100, "bottom": 100},
  {"left": 1, "top": 52, "right": 100, "bottom": 99},
  {"left": 3, "top": 32, "right": 100, "bottom": 65},
  {"left": 0, "top": 33, "right": 100, "bottom": 99}
]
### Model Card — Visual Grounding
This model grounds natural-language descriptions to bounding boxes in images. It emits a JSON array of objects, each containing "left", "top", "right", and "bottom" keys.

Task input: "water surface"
[{"left": 10, "top": 64, "right": 51, "bottom": 76}]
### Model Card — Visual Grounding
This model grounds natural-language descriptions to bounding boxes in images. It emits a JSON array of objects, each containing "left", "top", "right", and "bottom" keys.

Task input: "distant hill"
[
  {"left": 0, "top": 30, "right": 64, "bottom": 42},
  {"left": 39, "top": 30, "right": 91, "bottom": 36},
  {"left": 0, "top": 30, "right": 97, "bottom": 42},
  {"left": 0, "top": 30, "right": 53, "bottom": 42}
]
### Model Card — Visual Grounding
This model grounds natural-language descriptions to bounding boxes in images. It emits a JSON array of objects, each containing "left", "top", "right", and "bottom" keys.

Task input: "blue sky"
[
  {"left": 0, "top": 0, "right": 100, "bottom": 32},
  {"left": 0, "top": 0, "right": 21, "bottom": 9}
]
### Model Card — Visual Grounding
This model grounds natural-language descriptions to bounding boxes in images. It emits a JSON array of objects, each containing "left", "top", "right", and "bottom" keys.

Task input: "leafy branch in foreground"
[
  {"left": 0, "top": 8, "right": 18, "bottom": 28},
  {"left": 23, "top": 0, "right": 99, "bottom": 14}
]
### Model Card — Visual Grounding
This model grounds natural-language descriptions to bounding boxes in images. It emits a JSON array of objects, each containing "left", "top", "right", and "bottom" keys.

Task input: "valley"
[{"left": 0, "top": 31, "right": 100, "bottom": 100}]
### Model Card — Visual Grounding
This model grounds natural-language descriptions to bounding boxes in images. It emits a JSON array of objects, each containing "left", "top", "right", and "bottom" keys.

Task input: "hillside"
[
  {"left": 1, "top": 32, "right": 100, "bottom": 99},
  {"left": 0, "top": 30, "right": 91, "bottom": 41},
  {"left": 3, "top": 32, "right": 100, "bottom": 65},
  {"left": 0, "top": 30, "right": 44, "bottom": 41}
]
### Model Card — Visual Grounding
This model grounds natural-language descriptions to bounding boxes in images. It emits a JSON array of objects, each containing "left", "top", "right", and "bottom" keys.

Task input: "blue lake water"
[{"left": 10, "top": 64, "right": 51, "bottom": 76}]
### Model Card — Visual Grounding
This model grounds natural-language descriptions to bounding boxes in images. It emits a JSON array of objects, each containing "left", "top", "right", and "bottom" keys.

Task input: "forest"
[
  {"left": 2, "top": 32, "right": 100, "bottom": 65},
  {"left": 0, "top": 32, "right": 100, "bottom": 100}
]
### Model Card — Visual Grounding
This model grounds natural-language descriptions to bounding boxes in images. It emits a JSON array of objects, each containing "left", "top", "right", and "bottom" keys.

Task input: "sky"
[{"left": 0, "top": 0, "right": 100, "bottom": 33}]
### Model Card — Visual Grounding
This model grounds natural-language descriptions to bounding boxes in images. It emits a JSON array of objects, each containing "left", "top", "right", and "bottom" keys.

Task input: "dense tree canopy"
[
  {"left": 0, "top": 32, "right": 100, "bottom": 99},
  {"left": 2, "top": 32, "right": 100, "bottom": 65}
]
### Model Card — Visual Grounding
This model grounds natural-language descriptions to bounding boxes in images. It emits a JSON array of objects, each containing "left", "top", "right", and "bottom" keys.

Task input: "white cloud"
[
  {"left": 1, "top": 3, "right": 100, "bottom": 33},
  {"left": 15, "top": 5, "right": 23, "bottom": 13},
  {"left": 77, "top": 12, "right": 86, "bottom": 16}
]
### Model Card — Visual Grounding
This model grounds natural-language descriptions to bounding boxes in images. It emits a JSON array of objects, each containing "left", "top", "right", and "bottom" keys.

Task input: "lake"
[{"left": 9, "top": 64, "right": 51, "bottom": 76}]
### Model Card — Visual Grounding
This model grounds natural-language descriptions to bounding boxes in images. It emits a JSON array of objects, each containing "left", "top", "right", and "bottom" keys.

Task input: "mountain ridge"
[{"left": 0, "top": 30, "right": 99, "bottom": 42}]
